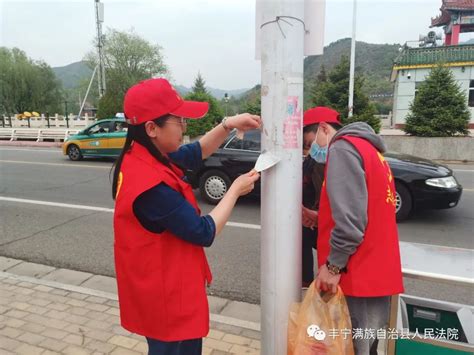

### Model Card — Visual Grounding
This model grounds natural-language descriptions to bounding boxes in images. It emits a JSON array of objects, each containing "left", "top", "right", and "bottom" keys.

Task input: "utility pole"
[
  {"left": 78, "top": 65, "right": 99, "bottom": 118},
  {"left": 259, "top": 0, "right": 305, "bottom": 353},
  {"left": 95, "top": 0, "right": 106, "bottom": 98},
  {"left": 348, "top": 0, "right": 357, "bottom": 117}
]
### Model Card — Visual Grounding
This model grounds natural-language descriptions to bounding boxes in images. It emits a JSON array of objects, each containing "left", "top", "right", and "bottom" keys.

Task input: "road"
[{"left": 0, "top": 146, "right": 472, "bottom": 304}]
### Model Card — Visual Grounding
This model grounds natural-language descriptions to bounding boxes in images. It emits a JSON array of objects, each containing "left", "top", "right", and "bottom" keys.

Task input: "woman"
[
  {"left": 112, "top": 78, "right": 261, "bottom": 354},
  {"left": 301, "top": 107, "right": 341, "bottom": 287}
]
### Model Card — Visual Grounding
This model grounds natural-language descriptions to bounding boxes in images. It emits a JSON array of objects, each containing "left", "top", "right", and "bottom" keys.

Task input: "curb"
[
  {"left": 0, "top": 257, "right": 261, "bottom": 332},
  {"left": 0, "top": 140, "right": 62, "bottom": 148}
]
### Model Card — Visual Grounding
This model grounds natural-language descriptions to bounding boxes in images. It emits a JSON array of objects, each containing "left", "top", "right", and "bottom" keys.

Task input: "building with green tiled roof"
[
  {"left": 393, "top": 45, "right": 474, "bottom": 69},
  {"left": 391, "top": 45, "right": 474, "bottom": 129},
  {"left": 391, "top": 1, "right": 474, "bottom": 129}
]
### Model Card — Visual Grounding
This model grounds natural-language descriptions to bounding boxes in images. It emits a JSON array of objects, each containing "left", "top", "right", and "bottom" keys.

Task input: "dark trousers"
[
  {"left": 146, "top": 337, "right": 202, "bottom": 355},
  {"left": 302, "top": 226, "right": 317, "bottom": 284}
]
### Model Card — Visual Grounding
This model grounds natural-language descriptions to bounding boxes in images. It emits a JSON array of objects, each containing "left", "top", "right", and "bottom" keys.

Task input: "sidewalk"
[{"left": 0, "top": 257, "right": 261, "bottom": 354}]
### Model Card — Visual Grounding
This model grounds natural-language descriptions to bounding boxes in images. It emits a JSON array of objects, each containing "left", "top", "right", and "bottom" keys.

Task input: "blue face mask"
[
  {"left": 309, "top": 128, "right": 329, "bottom": 163},
  {"left": 309, "top": 143, "right": 328, "bottom": 163}
]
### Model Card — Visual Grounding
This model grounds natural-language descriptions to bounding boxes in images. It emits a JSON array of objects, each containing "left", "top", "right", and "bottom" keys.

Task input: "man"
[
  {"left": 301, "top": 107, "right": 341, "bottom": 287},
  {"left": 313, "top": 120, "right": 404, "bottom": 355}
]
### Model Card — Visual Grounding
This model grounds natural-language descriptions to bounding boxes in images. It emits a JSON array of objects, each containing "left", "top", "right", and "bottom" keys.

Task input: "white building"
[{"left": 391, "top": 45, "right": 474, "bottom": 129}]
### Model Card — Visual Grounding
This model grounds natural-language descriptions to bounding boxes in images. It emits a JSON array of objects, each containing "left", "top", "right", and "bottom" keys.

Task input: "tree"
[
  {"left": 235, "top": 85, "right": 261, "bottom": 115},
  {"left": 185, "top": 74, "right": 224, "bottom": 138},
  {"left": 63, "top": 80, "right": 93, "bottom": 117},
  {"left": 316, "top": 64, "right": 327, "bottom": 83},
  {"left": 85, "top": 29, "right": 168, "bottom": 118},
  {"left": 243, "top": 95, "right": 261, "bottom": 115},
  {"left": 0, "top": 47, "right": 62, "bottom": 115},
  {"left": 191, "top": 72, "right": 208, "bottom": 94},
  {"left": 95, "top": 92, "right": 123, "bottom": 120},
  {"left": 310, "top": 56, "right": 381, "bottom": 132},
  {"left": 405, "top": 64, "right": 470, "bottom": 137},
  {"left": 305, "top": 64, "right": 328, "bottom": 110}
]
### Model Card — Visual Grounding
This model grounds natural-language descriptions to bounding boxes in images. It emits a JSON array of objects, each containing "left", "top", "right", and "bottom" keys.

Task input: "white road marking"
[
  {"left": 453, "top": 169, "right": 474, "bottom": 173},
  {"left": 405, "top": 241, "right": 474, "bottom": 252},
  {"left": 0, "top": 196, "right": 262, "bottom": 230},
  {"left": 225, "top": 221, "right": 261, "bottom": 230},
  {"left": 3, "top": 159, "right": 474, "bottom": 179},
  {"left": 0, "top": 196, "right": 114, "bottom": 213}
]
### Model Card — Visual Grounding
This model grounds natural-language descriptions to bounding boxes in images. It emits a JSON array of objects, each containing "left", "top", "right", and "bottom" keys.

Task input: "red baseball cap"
[
  {"left": 124, "top": 78, "right": 209, "bottom": 125},
  {"left": 303, "top": 106, "right": 341, "bottom": 127}
]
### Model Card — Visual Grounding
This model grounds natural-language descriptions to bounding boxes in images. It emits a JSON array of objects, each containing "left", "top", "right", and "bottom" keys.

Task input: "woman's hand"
[
  {"left": 200, "top": 113, "right": 261, "bottom": 160},
  {"left": 227, "top": 113, "right": 261, "bottom": 132},
  {"left": 229, "top": 170, "right": 260, "bottom": 197},
  {"left": 302, "top": 206, "right": 318, "bottom": 229},
  {"left": 209, "top": 170, "right": 260, "bottom": 236}
]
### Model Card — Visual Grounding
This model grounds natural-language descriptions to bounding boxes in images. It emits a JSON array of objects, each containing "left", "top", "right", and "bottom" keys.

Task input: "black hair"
[
  {"left": 111, "top": 115, "right": 171, "bottom": 199},
  {"left": 303, "top": 122, "right": 342, "bottom": 134}
]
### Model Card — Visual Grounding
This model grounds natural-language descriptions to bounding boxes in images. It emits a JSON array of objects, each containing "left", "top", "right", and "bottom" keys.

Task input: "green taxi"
[{"left": 62, "top": 118, "right": 127, "bottom": 161}]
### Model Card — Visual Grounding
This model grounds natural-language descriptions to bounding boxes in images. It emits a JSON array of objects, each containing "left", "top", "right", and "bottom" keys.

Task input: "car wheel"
[
  {"left": 199, "top": 170, "right": 231, "bottom": 205},
  {"left": 67, "top": 144, "right": 83, "bottom": 161},
  {"left": 395, "top": 181, "right": 412, "bottom": 222}
]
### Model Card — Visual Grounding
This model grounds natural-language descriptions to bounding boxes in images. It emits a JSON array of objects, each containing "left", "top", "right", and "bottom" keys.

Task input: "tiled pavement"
[{"left": 0, "top": 256, "right": 261, "bottom": 355}]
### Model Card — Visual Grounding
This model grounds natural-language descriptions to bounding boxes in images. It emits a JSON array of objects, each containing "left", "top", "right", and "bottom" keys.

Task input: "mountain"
[
  {"left": 52, "top": 61, "right": 93, "bottom": 89},
  {"left": 304, "top": 38, "right": 401, "bottom": 96},
  {"left": 53, "top": 39, "right": 402, "bottom": 106},
  {"left": 52, "top": 62, "right": 250, "bottom": 99},
  {"left": 175, "top": 85, "right": 249, "bottom": 99},
  {"left": 231, "top": 38, "right": 401, "bottom": 112},
  {"left": 206, "top": 87, "right": 249, "bottom": 100},
  {"left": 237, "top": 85, "right": 261, "bottom": 102},
  {"left": 175, "top": 85, "right": 192, "bottom": 96}
]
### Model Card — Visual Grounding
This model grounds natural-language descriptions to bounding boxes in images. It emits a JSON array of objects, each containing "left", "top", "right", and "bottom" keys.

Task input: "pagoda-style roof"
[
  {"left": 392, "top": 45, "right": 474, "bottom": 77},
  {"left": 394, "top": 44, "right": 474, "bottom": 67},
  {"left": 431, "top": 0, "right": 474, "bottom": 27}
]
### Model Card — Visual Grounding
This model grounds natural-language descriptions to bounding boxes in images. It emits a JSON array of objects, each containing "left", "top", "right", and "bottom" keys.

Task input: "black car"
[{"left": 186, "top": 130, "right": 463, "bottom": 221}]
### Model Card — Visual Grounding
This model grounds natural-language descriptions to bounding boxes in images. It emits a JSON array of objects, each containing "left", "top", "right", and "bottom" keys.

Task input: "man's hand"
[
  {"left": 302, "top": 206, "right": 318, "bottom": 229},
  {"left": 315, "top": 264, "right": 341, "bottom": 294}
]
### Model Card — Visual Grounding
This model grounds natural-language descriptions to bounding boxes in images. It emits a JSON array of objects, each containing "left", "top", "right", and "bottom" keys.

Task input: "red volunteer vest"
[
  {"left": 114, "top": 142, "right": 212, "bottom": 341},
  {"left": 317, "top": 136, "right": 404, "bottom": 297}
]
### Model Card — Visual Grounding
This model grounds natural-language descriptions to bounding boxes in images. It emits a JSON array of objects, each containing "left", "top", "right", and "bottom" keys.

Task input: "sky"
[{"left": 1, "top": 0, "right": 473, "bottom": 90}]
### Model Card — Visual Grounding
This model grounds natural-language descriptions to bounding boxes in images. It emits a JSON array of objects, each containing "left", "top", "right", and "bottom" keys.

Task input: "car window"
[
  {"left": 112, "top": 121, "right": 128, "bottom": 132},
  {"left": 224, "top": 131, "right": 261, "bottom": 151},
  {"left": 88, "top": 121, "right": 112, "bottom": 135},
  {"left": 224, "top": 135, "right": 243, "bottom": 150},
  {"left": 242, "top": 131, "right": 261, "bottom": 152}
]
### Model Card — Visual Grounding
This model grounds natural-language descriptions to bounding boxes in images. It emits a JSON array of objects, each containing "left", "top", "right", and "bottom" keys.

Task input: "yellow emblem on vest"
[{"left": 116, "top": 171, "right": 123, "bottom": 198}]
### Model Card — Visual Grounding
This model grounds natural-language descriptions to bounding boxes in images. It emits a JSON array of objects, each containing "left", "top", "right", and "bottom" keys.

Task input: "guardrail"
[
  {"left": 0, "top": 128, "right": 79, "bottom": 142},
  {"left": 1, "top": 114, "right": 98, "bottom": 129}
]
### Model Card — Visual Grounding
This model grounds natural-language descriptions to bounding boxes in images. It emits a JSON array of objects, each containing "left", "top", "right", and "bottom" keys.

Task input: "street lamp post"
[
  {"left": 64, "top": 101, "right": 69, "bottom": 128},
  {"left": 224, "top": 92, "right": 229, "bottom": 117},
  {"left": 348, "top": 0, "right": 357, "bottom": 118}
]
